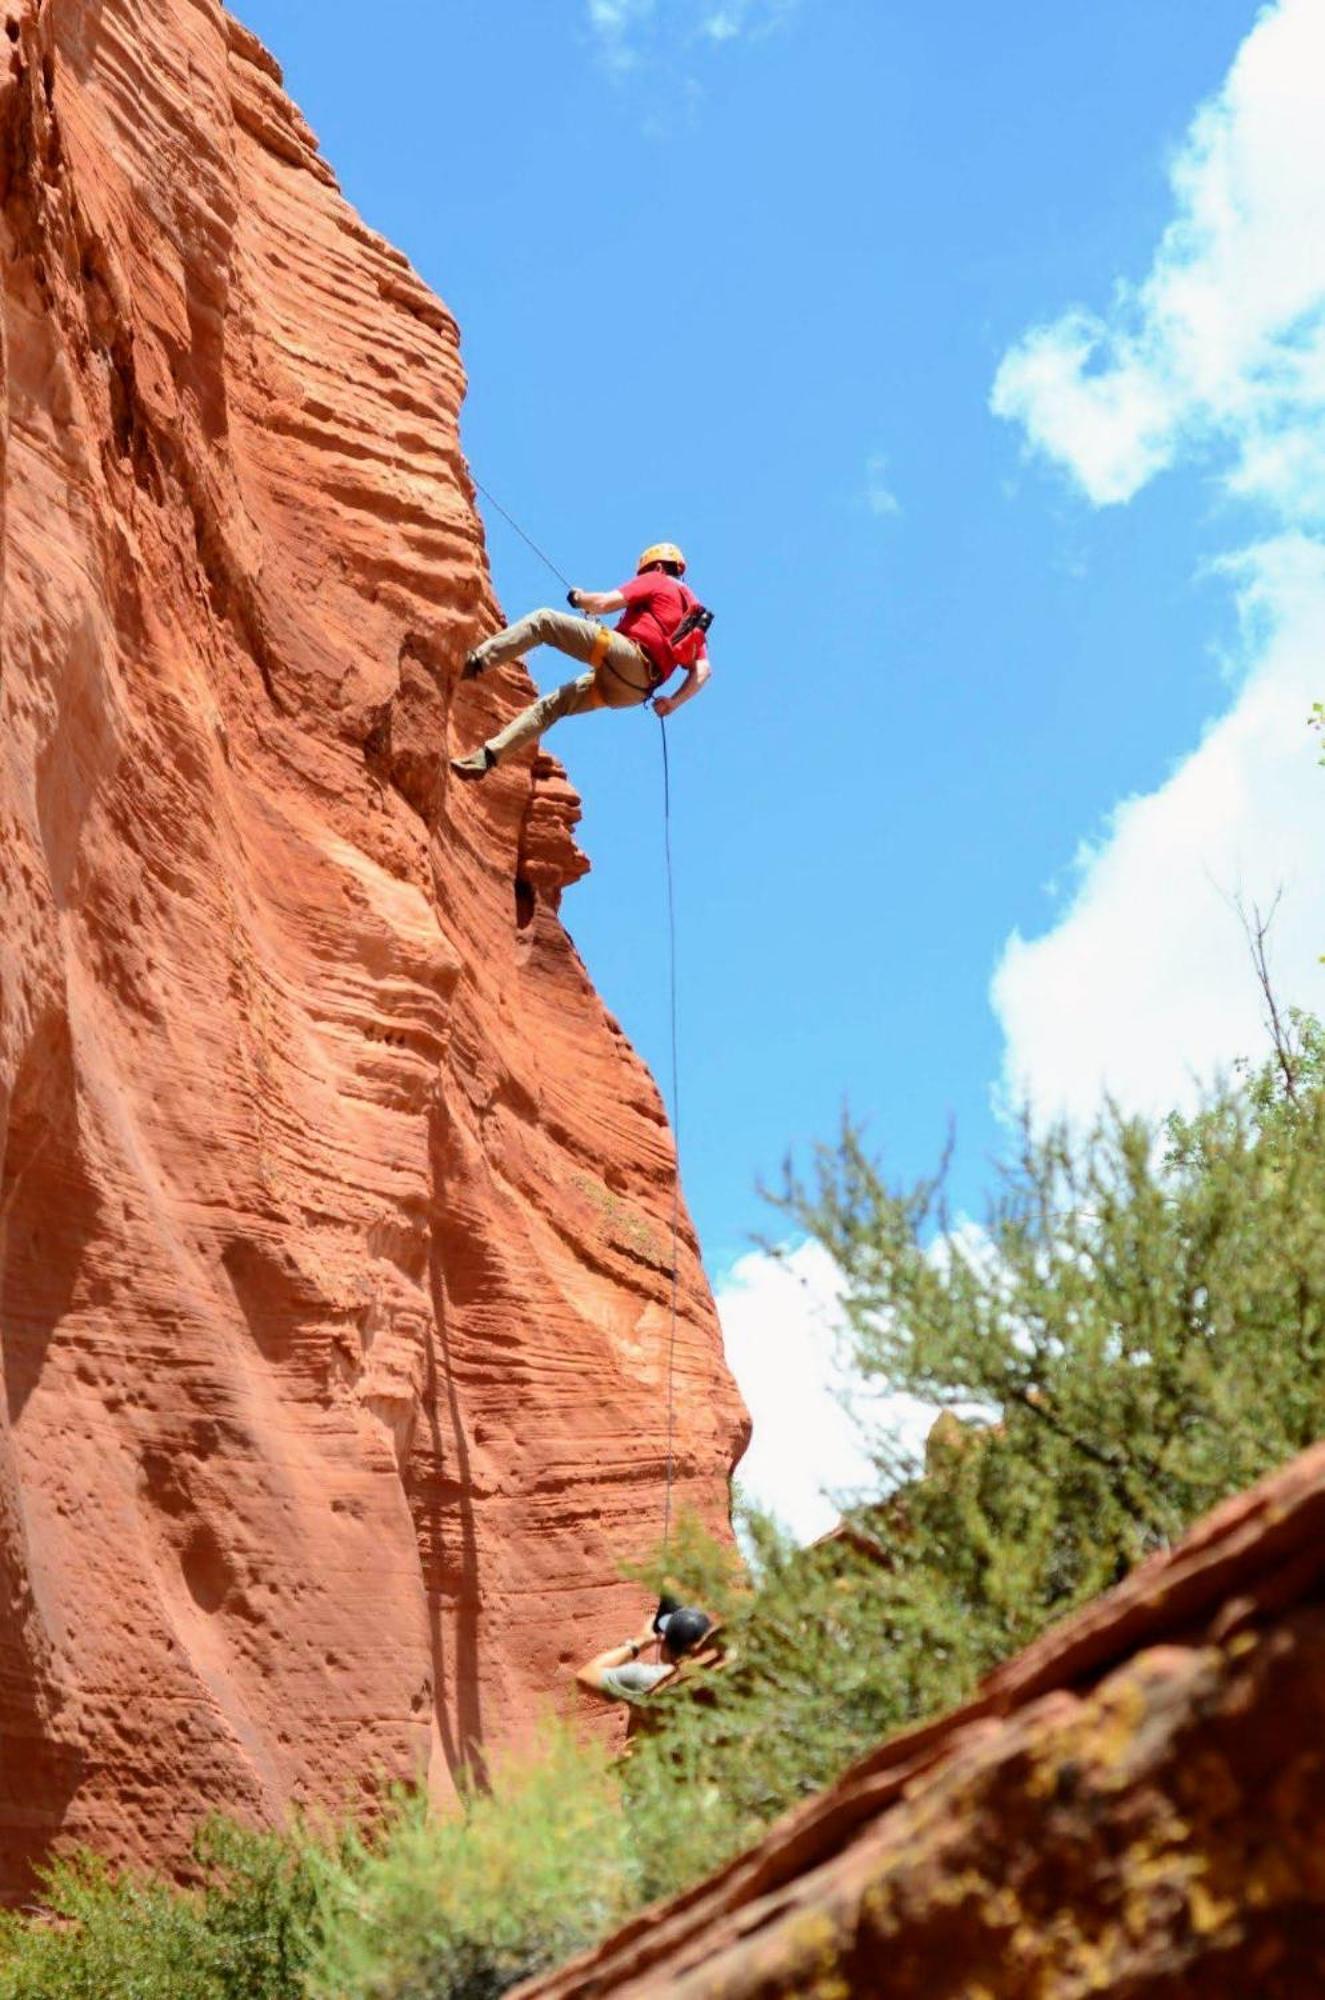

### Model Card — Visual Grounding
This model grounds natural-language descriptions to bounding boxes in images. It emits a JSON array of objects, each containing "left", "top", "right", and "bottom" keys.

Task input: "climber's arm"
[
  {"left": 576, "top": 1620, "right": 671, "bottom": 1696},
  {"left": 568, "top": 589, "right": 627, "bottom": 616},
  {"left": 654, "top": 656, "right": 711, "bottom": 720}
]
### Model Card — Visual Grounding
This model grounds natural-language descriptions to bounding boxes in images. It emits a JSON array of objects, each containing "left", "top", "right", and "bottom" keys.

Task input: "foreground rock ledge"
[
  {"left": 519, "top": 1442, "right": 1325, "bottom": 1997},
  {"left": 0, "top": 0, "right": 746, "bottom": 1898}
]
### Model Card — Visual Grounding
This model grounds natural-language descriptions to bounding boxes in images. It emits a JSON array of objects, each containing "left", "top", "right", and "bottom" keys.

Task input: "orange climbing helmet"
[{"left": 637, "top": 542, "right": 687, "bottom": 575}]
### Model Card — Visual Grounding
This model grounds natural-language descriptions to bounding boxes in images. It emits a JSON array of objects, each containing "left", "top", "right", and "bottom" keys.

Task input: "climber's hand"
[
  {"left": 653, "top": 694, "right": 675, "bottom": 719},
  {"left": 654, "top": 1592, "right": 681, "bottom": 1634},
  {"left": 567, "top": 588, "right": 583, "bottom": 610}
]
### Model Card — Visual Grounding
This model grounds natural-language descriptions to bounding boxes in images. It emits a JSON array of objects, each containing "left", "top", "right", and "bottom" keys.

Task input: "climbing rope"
[
  {"left": 470, "top": 475, "right": 575, "bottom": 594},
  {"left": 658, "top": 714, "right": 681, "bottom": 1560},
  {"left": 471, "top": 478, "right": 686, "bottom": 1560}
]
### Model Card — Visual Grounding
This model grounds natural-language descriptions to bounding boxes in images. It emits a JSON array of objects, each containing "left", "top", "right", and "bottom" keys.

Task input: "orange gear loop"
[{"left": 588, "top": 624, "right": 613, "bottom": 675}]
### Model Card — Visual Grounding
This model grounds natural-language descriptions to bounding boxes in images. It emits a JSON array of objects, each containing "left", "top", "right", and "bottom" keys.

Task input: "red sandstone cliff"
[
  {"left": 520, "top": 1443, "right": 1325, "bottom": 1998},
  {"left": 0, "top": 0, "right": 747, "bottom": 1897}
]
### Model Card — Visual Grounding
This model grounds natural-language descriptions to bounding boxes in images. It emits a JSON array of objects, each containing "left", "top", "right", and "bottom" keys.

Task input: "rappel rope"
[
  {"left": 471, "top": 476, "right": 575, "bottom": 594},
  {"left": 658, "top": 713, "right": 681, "bottom": 1562},
  {"left": 473, "top": 480, "right": 684, "bottom": 1559}
]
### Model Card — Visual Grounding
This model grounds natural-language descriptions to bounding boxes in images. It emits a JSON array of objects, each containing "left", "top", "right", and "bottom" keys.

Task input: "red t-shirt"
[{"left": 615, "top": 573, "right": 699, "bottom": 683}]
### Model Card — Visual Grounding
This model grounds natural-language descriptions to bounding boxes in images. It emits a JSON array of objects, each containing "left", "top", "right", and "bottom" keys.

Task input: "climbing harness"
[
  {"left": 588, "top": 621, "right": 653, "bottom": 699},
  {"left": 473, "top": 479, "right": 686, "bottom": 1560},
  {"left": 590, "top": 593, "right": 715, "bottom": 698},
  {"left": 588, "top": 625, "right": 612, "bottom": 674}
]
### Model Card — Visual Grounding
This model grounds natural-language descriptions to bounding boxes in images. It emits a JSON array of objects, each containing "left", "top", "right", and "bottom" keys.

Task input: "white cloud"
[
  {"left": 589, "top": 0, "right": 650, "bottom": 25},
  {"left": 701, "top": 0, "right": 797, "bottom": 40},
  {"left": 587, "top": 0, "right": 654, "bottom": 70},
  {"left": 702, "top": 9, "right": 744, "bottom": 41},
  {"left": 995, "top": 536, "right": 1325, "bottom": 1124},
  {"left": 865, "top": 451, "right": 901, "bottom": 519},
  {"left": 587, "top": 0, "right": 797, "bottom": 67},
  {"left": 716, "top": 1239, "right": 934, "bottom": 1545},
  {"left": 990, "top": 0, "right": 1325, "bottom": 1126},
  {"left": 992, "top": 313, "right": 1177, "bottom": 506},
  {"left": 992, "top": 0, "right": 1325, "bottom": 518}
]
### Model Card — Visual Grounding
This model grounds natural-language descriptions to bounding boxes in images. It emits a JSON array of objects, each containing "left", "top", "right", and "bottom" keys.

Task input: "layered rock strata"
[
  {"left": 522, "top": 1442, "right": 1325, "bottom": 1998},
  {"left": 0, "top": 0, "right": 747, "bottom": 1898}
]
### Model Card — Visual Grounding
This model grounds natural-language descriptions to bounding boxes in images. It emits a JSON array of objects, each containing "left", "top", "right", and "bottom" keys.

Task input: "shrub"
[
  {"left": 308, "top": 1727, "right": 640, "bottom": 2000},
  {"left": 0, "top": 1733, "right": 636, "bottom": 2000},
  {"left": 194, "top": 1819, "right": 322, "bottom": 2000},
  {"left": 0, "top": 1820, "right": 320, "bottom": 2000}
]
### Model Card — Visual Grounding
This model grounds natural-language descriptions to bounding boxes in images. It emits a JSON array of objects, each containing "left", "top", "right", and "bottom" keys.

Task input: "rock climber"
[
  {"left": 449, "top": 542, "right": 712, "bottom": 780},
  {"left": 575, "top": 1600, "right": 716, "bottom": 1704}
]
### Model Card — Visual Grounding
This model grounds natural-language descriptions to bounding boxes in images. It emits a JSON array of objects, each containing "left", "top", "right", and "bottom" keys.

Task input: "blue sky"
[{"left": 234, "top": 0, "right": 1325, "bottom": 1535}]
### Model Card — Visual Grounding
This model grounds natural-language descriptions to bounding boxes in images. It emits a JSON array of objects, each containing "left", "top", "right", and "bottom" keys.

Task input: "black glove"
[{"left": 566, "top": 588, "right": 581, "bottom": 610}]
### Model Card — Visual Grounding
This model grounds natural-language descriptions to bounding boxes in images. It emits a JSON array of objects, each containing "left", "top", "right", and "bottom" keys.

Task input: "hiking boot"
[
  {"left": 461, "top": 648, "right": 489, "bottom": 681},
  {"left": 450, "top": 746, "right": 495, "bottom": 781}
]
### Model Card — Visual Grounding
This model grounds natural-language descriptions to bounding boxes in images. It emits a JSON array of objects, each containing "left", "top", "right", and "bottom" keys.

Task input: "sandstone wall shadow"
[
  {"left": 420, "top": 1092, "right": 485, "bottom": 1787},
  {"left": 0, "top": 1013, "right": 99, "bottom": 1424}
]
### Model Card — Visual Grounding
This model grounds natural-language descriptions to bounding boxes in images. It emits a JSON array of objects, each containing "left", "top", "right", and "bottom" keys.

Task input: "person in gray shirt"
[{"left": 576, "top": 1603, "right": 715, "bottom": 1704}]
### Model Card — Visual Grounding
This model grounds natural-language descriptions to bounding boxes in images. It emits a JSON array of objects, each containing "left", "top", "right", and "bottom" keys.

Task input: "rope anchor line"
[
  {"left": 471, "top": 477, "right": 683, "bottom": 1559},
  {"left": 659, "top": 714, "right": 680, "bottom": 1561},
  {"left": 470, "top": 474, "right": 575, "bottom": 594}
]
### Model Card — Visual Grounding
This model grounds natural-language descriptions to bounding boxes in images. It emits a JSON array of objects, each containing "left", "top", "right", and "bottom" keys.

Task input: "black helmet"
[{"left": 660, "top": 1605, "right": 712, "bottom": 1657}]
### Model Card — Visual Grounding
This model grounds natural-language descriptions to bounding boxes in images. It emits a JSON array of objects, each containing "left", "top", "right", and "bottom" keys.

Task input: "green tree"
[{"left": 626, "top": 1020, "right": 1325, "bottom": 1886}]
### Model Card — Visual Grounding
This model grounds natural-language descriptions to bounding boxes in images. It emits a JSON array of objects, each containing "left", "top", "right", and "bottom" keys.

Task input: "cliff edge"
[{"left": 0, "top": 0, "right": 747, "bottom": 1898}]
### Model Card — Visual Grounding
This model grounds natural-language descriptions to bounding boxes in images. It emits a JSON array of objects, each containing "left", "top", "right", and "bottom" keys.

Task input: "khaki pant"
[{"left": 473, "top": 608, "right": 655, "bottom": 765}]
